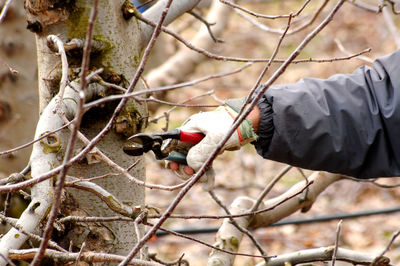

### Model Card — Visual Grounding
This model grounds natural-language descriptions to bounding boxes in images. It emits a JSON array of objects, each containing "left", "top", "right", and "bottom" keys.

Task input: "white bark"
[
  {"left": 146, "top": 0, "right": 232, "bottom": 89},
  {"left": 208, "top": 196, "right": 256, "bottom": 266},
  {"left": 0, "top": 81, "right": 81, "bottom": 265},
  {"left": 141, "top": 0, "right": 201, "bottom": 47},
  {"left": 207, "top": 172, "right": 341, "bottom": 265},
  {"left": 256, "top": 246, "right": 383, "bottom": 266},
  {"left": 31, "top": 0, "right": 148, "bottom": 256}
]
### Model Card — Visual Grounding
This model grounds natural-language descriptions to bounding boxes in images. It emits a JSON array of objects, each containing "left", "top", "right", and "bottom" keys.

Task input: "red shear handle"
[{"left": 179, "top": 130, "right": 205, "bottom": 143}]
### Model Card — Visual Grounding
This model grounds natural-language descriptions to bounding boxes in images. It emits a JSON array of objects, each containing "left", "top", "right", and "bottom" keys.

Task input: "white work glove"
[{"left": 170, "top": 98, "right": 258, "bottom": 190}]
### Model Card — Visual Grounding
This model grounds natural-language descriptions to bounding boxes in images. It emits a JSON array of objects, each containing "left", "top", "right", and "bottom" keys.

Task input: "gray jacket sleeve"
[{"left": 253, "top": 49, "right": 400, "bottom": 178}]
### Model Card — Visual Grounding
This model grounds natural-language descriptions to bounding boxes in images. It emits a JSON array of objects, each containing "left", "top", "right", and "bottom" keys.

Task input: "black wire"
[{"left": 155, "top": 206, "right": 400, "bottom": 237}]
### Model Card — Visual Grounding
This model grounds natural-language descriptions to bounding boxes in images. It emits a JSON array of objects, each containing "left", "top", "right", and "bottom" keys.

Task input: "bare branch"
[
  {"left": 381, "top": 1, "right": 400, "bottom": 49},
  {"left": 65, "top": 179, "right": 143, "bottom": 218},
  {"left": 0, "top": 120, "right": 71, "bottom": 156},
  {"left": 136, "top": 10, "right": 373, "bottom": 64},
  {"left": 0, "top": 56, "right": 18, "bottom": 75},
  {"left": 46, "top": 35, "right": 69, "bottom": 110},
  {"left": 332, "top": 220, "right": 343, "bottom": 266},
  {"left": 8, "top": 248, "right": 162, "bottom": 266},
  {"left": 140, "top": 0, "right": 201, "bottom": 47},
  {"left": 0, "top": 213, "right": 66, "bottom": 252},
  {"left": 348, "top": 0, "right": 380, "bottom": 12},
  {"left": 256, "top": 246, "right": 383, "bottom": 266},
  {"left": 145, "top": 0, "right": 233, "bottom": 90},
  {"left": 252, "top": 165, "right": 292, "bottom": 211},
  {"left": 208, "top": 190, "right": 269, "bottom": 262},
  {"left": 188, "top": 10, "right": 223, "bottom": 43},
  {"left": 144, "top": 221, "right": 272, "bottom": 260},
  {"left": 334, "top": 39, "right": 373, "bottom": 63},
  {"left": 236, "top": 0, "right": 329, "bottom": 35},
  {"left": 219, "top": 0, "right": 311, "bottom": 19},
  {"left": 0, "top": 0, "right": 12, "bottom": 24},
  {"left": 379, "top": 230, "right": 400, "bottom": 257}
]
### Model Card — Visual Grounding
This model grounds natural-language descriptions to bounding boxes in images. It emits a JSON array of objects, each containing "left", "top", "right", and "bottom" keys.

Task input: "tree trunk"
[{"left": 26, "top": 0, "right": 146, "bottom": 255}]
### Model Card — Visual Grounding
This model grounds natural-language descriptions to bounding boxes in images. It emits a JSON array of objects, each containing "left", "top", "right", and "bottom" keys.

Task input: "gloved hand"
[{"left": 168, "top": 98, "right": 259, "bottom": 189}]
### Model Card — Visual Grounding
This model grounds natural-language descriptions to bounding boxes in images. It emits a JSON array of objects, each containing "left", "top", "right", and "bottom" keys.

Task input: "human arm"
[{"left": 254, "top": 49, "right": 400, "bottom": 178}]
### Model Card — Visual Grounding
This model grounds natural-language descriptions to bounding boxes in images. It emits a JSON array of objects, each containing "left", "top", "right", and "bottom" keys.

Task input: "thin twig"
[
  {"left": 74, "top": 242, "right": 86, "bottom": 266},
  {"left": 136, "top": 96, "right": 220, "bottom": 108},
  {"left": 0, "top": 0, "right": 12, "bottom": 24},
  {"left": 296, "top": 168, "right": 310, "bottom": 205},
  {"left": 188, "top": 10, "right": 223, "bottom": 43},
  {"left": 47, "top": 35, "right": 69, "bottom": 110},
  {"left": 148, "top": 90, "right": 216, "bottom": 124},
  {"left": 0, "top": 122, "right": 71, "bottom": 156},
  {"left": 334, "top": 39, "right": 373, "bottom": 63},
  {"left": 236, "top": 0, "right": 329, "bottom": 35},
  {"left": 379, "top": 230, "right": 400, "bottom": 257},
  {"left": 381, "top": 0, "right": 400, "bottom": 49},
  {"left": 220, "top": 0, "right": 311, "bottom": 19},
  {"left": 134, "top": 9, "right": 369, "bottom": 63},
  {"left": 348, "top": 0, "right": 380, "bottom": 12},
  {"left": 65, "top": 180, "right": 142, "bottom": 218},
  {"left": 0, "top": 56, "right": 18, "bottom": 75},
  {"left": 252, "top": 165, "right": 292, "bottom": 211},
  {"left": 331, "top": 220, "right": 342, "bottom": 266},
  {"left": 143, "top": 221, "right": 272, "bottom": 260},
  {"left": 343, "top": 176, "right": 400, "bottom": 189},
  {"left": 149, "top": 252, "right": 189, "bottom": 266},
  {"left": 0, "top": 213, "right": 67, "bottom": 252},
  {"left": 236, "top": 13, "right": 292, "bottom": 137},
  {"left": 85, "top": 63, "right": 252, "bottom": 111},
  {"left": 59, "top": 182, "right": 313, "bottom": 225},
  {"left": 208, "top": 190, "right": 269, "bottom": 262},
  {"left": 0, "top": 164, "right": 30, "bottom": 186},
  {"left": 84, "top": 47, "right": 371, "bottom": 111}
]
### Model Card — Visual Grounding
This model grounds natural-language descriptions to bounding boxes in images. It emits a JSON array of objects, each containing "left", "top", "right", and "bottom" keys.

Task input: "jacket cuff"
[{"left": 252, "top": 93, "right": 274, "bottom": 156}]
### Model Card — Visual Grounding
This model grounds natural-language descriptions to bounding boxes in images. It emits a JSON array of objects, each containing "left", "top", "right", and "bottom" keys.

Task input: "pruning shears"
[{"left": 123, "top": 129, "right": 204, "bottom": 165}]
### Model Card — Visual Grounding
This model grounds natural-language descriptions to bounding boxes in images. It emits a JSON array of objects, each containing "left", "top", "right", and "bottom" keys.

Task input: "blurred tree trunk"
[{"left": 0, "top": 0, "right": 38, "bottom": 176}]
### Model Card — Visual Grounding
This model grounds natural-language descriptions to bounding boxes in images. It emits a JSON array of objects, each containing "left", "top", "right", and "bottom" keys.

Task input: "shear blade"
[{"left": 123, "top": 143, "right": 144, "bottom": 156}]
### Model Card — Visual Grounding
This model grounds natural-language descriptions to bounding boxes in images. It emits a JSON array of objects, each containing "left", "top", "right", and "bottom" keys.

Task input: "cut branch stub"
[
  {"left": 121, "top": 0, "right": 138, "bottom": 20},
  {"left": 39, "top": 133, "right": 61, "bottom": 154},
  {"left": 24, "top": 0, "right": 72, "bottom": 33}
]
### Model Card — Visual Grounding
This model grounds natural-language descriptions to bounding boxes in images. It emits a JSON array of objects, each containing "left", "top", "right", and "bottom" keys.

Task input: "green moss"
[
  {"left": 40, "top": 132, "right": 62, "bottom": 154},
  {"left": 229, "top": 236, "right": 239, "bottom": 249},
  {"left": 221, "top": 238, "right": 227, "bottom": 249},
  {"left": 107, "top": 195, "right": 121, "bottom": 208},
  {"left": 67, "top": 6, "right": 87, "bottom": 39}
]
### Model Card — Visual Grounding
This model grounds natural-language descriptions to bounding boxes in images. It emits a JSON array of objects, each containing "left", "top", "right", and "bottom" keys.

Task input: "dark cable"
[{"left": 155, "top": 206, "right": 400, "bottom": 237}]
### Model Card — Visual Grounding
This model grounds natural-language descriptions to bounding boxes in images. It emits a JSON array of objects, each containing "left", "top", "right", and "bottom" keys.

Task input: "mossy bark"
[{"left": 27, "top": 0, "right": 146, "bottom": 255}]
